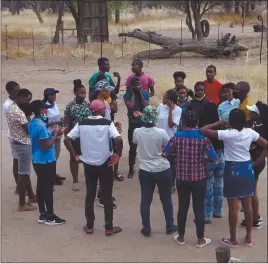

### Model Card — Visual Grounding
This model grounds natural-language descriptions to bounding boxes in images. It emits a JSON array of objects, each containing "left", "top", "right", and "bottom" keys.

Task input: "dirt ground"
[{"left": 1, "top": 41, "right": 267, "bottom": 262}]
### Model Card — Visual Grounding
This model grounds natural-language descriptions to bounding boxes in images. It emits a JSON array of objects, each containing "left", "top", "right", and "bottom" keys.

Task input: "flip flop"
[
  {"left": 196, "top": 238, "right": 211, "bottom": 248},
  {"left": 173, "top": 235, "right": 185, "bottom": 245},
  {"left": 115, "top": 174, "right": 124, "bottom": 182},
  {"left": 105, "top": 226, "right": 122, "bottom": 236},
  {"left": 83, "top": 225, "right": 94, "bottom": 234}
]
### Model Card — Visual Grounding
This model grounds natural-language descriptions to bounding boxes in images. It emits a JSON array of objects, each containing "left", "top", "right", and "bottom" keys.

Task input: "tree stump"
[{"left": 215, "top": 246, "right": 231, "bottom": 263}]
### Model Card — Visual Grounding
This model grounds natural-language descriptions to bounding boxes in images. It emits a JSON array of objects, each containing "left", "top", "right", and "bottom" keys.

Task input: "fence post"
[
  {"left": 148, "top": 29, "right": 151, "bottom": 64},
  {"left": 17, "top": 38, "right": 20, "bottom": 57},
  {"left": 258, "top": 15, "right": 264, "bottom": 64},
  {"left": 5, "top": 25, "right": 8, "bottom": 60},
  {"left": 180, "top": 19, "right": 183, "bottom": 64},
  {"left": 32, "top": 30, "right": 35, "bottom": 66}
]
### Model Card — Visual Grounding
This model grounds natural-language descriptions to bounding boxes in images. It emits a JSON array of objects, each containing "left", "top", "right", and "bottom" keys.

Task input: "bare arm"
[
  {"left": 253, "top": 136, "right": 268, "bottom": 166},
  {"left": 140, "top": 91, "right": 149, "bottom": 107},
  {"left": 21, "top": 123, "right": 29, "bottom": 134},
  {"left": 110, "top": 100, "right": 118, "bottom": 114},
  {"left": 114, "top": 72, "right": 121, "bottom": 94},
  {"left": 200, "top": 120, "right": 227, "bottom": 139},
  {"left": 125, "top": 91, "right": 135, "bottom": 108},
  {"left": 39, "top": 129, "right": 61, "bottom": 152},
  {"left": 149, "top": 86, "right": 155, "bottom": 97},
  {"left": 114, "top": 136, "right": 123, "bottom": 157},
  {"left": 64, "top": 115, "right": 71, "bottom": 137},
  {"left": 64, "top": 136, "right": 78, "bottom": 160}
]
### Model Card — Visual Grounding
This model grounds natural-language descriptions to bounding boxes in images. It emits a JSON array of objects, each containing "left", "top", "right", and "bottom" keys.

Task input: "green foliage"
[{"left": 107, "top": 0, "right": 128, "bottom": 21}]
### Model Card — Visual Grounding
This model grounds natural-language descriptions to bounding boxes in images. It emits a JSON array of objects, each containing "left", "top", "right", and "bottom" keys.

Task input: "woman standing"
[
  {"left": 176, "top": 86, "right": 190, "bottom": 131},
  {"left": 200, "top": 109, "right": 267, "bottom": 247},
  {"left": 64, "top": 80, "right": 91, "bottom": 191},
  {"left": 157, "top": 89, "right": 182, "bottom": 191},
  {"left": 28, "top": 100, "right": 66, "bottom": 225},
  {"left": 239, "top": 102, "right": 267, "bottom": 229},
  {"left": 43, "top": 88, "right": 65, "bottom": 185}
]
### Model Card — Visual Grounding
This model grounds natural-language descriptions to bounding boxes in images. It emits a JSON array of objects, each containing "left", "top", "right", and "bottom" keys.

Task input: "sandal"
[
  {"left": 196, "top": 238, "right": 211, "bottom": 248},
  {"left": 83, "top": 225, "right": 94, "bottom": 235},
  {"left": 17, "top": 203, "right": 37, "bottom": 212},
  {"left": 105, "top": 226, "right": 122, "bottom": 236},
  {"left": 115, "top": 174, "right": 124, "bottom": 182},
  {"left": 173, "top": 235, "right": 185, "bottom": 245}
]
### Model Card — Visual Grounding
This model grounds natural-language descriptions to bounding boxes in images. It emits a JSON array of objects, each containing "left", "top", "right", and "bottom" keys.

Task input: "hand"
[
  {"left": 113, "top": 72, "right": 121, "bottom": 79},
  {"left": 73, "top": 155, "right": 80, "bottom": 162},
  {"left": 167, "top": 100, "right": 175, "bottom": 110},
  {"left": 133, "top": 111, "right": 143, "bottom": 118},
  {"left": 115, "top": 122, "right": 122, "bottom": 134},
  {"left": 59, "top": 119, "right": 65, "bottom": 125},
  {"left": 108, "top": 153, "right": 120, "bottom": 167},
  {"left": 218, "top": 120, "right": 229, "bottom": 127}
]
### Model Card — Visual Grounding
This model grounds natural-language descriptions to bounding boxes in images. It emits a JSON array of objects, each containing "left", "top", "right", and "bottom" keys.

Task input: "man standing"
[
  {"left": 123, "top": 77, "right": 149, "bottom": 178},
  {"left": 3, "top": 81, "right": 20, "bottom": 194},
  {"left": 5, "top": 89, "right": 37, "bottom": 211},
  {"left": 88, "top": 57, "right": 121, "bottom": 99},
  {"left": 64, "top": 99, "right": 123, "bottom": 236}
]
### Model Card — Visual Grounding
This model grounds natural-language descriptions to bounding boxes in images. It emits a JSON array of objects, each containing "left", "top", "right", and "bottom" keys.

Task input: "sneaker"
[
  {"left": 72, "top": 183, "right": 80, "bottom": 191},
  {"left": 166, "top": 225, "right": 178, "bottom": 235},
  {"left": 245, "top": 236, "right": 253, "bottom": 246},
  {"left": 99, "top": 201, "right": 117, "bottom": 209},
  {"left": 240, "top": 219, "right": 262, "bottom": 229},
  {"left": 220, "top": 236, "right": 238, "bottom": 248},
  {"left": 38, "top": 213, "right": 47, "bottom": 224},
  {"left": 45, "top": 215, "right": 66, "bottom": 226},
  {"left": 141, "top": 229, "right": 151, "bottom": 237}
]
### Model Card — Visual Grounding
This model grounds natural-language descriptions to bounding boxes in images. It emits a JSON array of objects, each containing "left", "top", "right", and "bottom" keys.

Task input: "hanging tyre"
[{"left": 201, "top": 20, "right": 210, "bottom": 37}]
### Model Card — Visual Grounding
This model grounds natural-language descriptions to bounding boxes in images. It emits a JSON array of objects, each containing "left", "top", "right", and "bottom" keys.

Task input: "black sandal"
[
  {"left": 105, "top": 226, "right": 122, "bottom": 236},
  {"left": 83, "top": 225, "right": 94, "bottom": 234}
]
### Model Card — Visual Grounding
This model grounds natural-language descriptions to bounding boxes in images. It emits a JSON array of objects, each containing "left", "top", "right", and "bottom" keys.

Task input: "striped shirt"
[{"left": 162, "top": 128, "right": 216, "bottom": 181}]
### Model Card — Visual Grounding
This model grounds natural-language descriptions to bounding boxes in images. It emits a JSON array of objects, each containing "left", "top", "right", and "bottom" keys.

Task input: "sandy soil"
[{"left": 1, "top": 32, "right": 267, "bottom": 262}]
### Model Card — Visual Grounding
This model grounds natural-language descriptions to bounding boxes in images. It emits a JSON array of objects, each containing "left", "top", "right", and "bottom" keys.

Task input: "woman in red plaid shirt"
[{"left": 162, "top": 109, "right": 217, "bottom": 248}]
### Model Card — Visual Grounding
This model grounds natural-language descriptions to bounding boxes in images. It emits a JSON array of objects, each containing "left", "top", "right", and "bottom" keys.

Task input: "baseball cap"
[
  {"left": 44, "top": 88, "right": 59, "bottom": 96},
  {"left": 95, "top": 80, "right": 115, "bottom": 92},
  {"left": 90, "top": 99, "right": 108, "bottom": 113},
  {"left": 30, "top": 100, "right": 53, "bottom": 110},
  {"left": 246, "top": 104, "right": 260, "bottom": 115}
]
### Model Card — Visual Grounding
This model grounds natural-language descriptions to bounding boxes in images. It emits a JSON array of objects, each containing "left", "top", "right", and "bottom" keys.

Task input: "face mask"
[
  {"left": 41, "top": 114, "right": 47, "bottom": 122},
  {"left": 178, "top": 97, "right": 187, "bottom": 102},
  {"left": 195, "top": 94, "right": 206, "bottom": 101}
]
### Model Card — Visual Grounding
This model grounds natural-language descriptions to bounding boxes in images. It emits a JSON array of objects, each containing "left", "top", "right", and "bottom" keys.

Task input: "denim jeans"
[
  {"left": 204, "top": 149, "right": 224, "bottom": 221},
  {"left": 139, "top": 168, "right": 175, "bottom": 233},
  {"left": 176, "top": 178, "right": 207, "bottom": 239}
]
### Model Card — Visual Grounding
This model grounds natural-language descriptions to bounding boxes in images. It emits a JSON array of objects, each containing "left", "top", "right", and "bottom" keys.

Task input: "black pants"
[
  {"left": 84, "top": 160, "right": 114, "bottom": 230},
  {"left": 33, "top": 162, "right": 56, "bottom": 216},
  {"left": 128, "top": 124, "right": 142, "bottom": 168},
  {"left": 167, "top": 154, "right": 176, "bottom": 187},
  {"left": 176, "top": 178, "right": 207, "bottom": 239}
]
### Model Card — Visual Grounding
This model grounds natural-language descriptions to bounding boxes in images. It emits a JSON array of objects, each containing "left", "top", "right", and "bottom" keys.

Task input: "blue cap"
[
  {"left": 95, "top": 80, "right": 115, "bottom": 92},
  {"left": 44, "top": 88, "right": 59, "bottom": 96}
]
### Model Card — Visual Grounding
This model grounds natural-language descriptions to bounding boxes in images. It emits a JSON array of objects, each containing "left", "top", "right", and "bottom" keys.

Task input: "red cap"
[{"left": 90, "top": 99, "right": 107, "bottom": 112}]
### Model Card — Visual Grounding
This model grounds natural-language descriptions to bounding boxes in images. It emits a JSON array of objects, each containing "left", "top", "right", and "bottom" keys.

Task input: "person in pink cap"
[{"left": 64, "top": 99, "right": 123, "bottom": 236}]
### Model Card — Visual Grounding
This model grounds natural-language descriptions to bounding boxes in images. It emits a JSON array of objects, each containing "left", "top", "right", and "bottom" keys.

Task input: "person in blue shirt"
[
  {"left": 217, "top": 83, "right": 240, "bottom": 121},
  {"left": 123, "top": 77, "right": 149, "bottom": 178},
  {"left": 28, "top": 100, "right": 66, "bottom": 226}
]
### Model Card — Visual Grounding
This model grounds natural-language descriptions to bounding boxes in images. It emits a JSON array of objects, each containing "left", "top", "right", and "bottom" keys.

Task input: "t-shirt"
[
  {"left": 123, "top": 91, "right": 150, "bottom": 126},
  {"left": 67, "top": 116, "right": 120, "bottom": 166},
  {"left": 64, "top": 100, "right": 91, "bottom": 130},
  {"left": 133, "top": 126, "right": 170, "bottom": 172},
  {"left": 125, "top": 73, "right": 155, "bottom": 93},
  {"left": 5, "top": 102, "right": 30, "bottom": 145},
  {"left": 45, "top": 102, "right": 61, "bottom": 134},
  {"left": 157, "top": 103, "right": 182, "bottom": 139},
  {"left": 218, "top": 128, "right": 259, "bottom": 162},
  {"left": 203, "top": 79, "right": 222, "bottom": 105},
  {"left": 217, "top": 98, "right": 240, "bottom": 121},
  {"left": 3, "top": 98, "right": 14, "bottom": 142},
  {"left": 239, "top": 96, "right": 253, "bottom": 121},
  {"left": 89, "top": 72, "right": 115, "bottom": 89},
  {"left": 28, "top": 117, "right": 56, "bottom": 164}
]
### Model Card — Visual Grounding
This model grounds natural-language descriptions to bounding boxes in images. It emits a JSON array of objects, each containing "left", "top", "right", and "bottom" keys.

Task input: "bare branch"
[{"left": 200, "top": 2, "right": 221, "bottom": 18}]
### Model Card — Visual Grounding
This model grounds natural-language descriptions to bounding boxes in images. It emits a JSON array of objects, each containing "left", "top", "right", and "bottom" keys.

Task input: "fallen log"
[{"left": 126, "top": 30, "right": 248, "bottom": 60}]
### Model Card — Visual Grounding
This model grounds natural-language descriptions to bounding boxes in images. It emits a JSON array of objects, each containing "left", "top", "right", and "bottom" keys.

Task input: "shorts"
[
  {"left": 11, "top": 142, "right": 32, "bottom": 175},
  {"left": 223, "top": 160, "right": 254, "bottom": 199},
  {"left": 254, "top": 159, "right": 266, "bottom": 181},
  {"left": 54, "top": 137, "right": 61, "bottom": 160},
  {"left": 9, "top": 141, "right": 18, "bottom": 159},
  {"left": 71, "top": 138, "right": 81, "bottom": 156}
]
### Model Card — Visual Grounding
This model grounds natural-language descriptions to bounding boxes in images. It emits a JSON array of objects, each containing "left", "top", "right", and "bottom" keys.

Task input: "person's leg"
[
  {"left": 204, "top": 162, "right": 215, "bottom": 223},
  {"left": 70, "top": 157, "right": 79, "bottom": 187},
  {"left": 139, "top": 169, "right": 155, "bottom": 235},
  {"left": 128, "top": 126, "right": 136, "bottom": 178},
  {"left": 156, "top": 168, "right": 175, "bottom": 233},
  {"left": 98, "top": 162, "right": 114, "bottom": 231},
  {"left": 252, "top": 180, "right": 260, "bottom": 222},
  {"left": 213, "top": 152, "right": 224, "bottom": 218},
  {"left": 83, "top": 163, "right": 98, "bottom": 230},
  {"left": 241, "top": 196, "right": 253, "bottom": 240},
  {"left": 192, "top": 178, "right": 208, "bottom": 245},
  {"left": 176, "top": 181, "right": 191, "bottom": 243},
  {"left": 13, "top": 159, "right": 19, "bottom": 193},
  {"left": 227, "top": 199, "right": 239, "bottom": 242},
  {"left": 167, "top": 155, "right": 176, "bottom": 191}
]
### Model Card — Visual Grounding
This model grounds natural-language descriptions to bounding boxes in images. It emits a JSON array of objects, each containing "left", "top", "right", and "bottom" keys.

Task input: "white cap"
[{"left": 246, "top": 104, "right": 260, "bottom": 115}]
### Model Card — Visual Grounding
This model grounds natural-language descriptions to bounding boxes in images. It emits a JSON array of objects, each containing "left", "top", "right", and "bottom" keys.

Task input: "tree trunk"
[
  {"left": 115, "top": 0, "right": 120, "bottom": 24},
  {"left": 235, "top": 0, "right": 240, "bottom": 14},
  {"left": 185, "top": 1, "right": 196, "bottom": 40},
  {"left": 11, "top": 0, "right": 18, "bottom": 15},
  {"left": 191, "top": 0, "right": 203, "bottom": 41},
  {"left": 52, "top": 2, "right": 64, "bottom": 44},
  {"left": 29, "top": 1, "right": 44, "bottom": 24}
]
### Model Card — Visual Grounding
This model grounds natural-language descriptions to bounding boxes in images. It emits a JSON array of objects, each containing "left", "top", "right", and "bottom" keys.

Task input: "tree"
[
  {"left": 132, "top": 0, "right": 143, "bottom": 12},
  {"left": 52, "top": 1, "right": 64, "bottom": 44},
  {"left": 185, "top": 0, "right": 221, "bottom": 40},
  {"left": 28, "top": 1, "right": 44, "bottom": 24}
]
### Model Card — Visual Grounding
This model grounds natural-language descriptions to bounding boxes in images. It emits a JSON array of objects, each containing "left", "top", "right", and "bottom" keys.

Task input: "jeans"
[
  {"left": 83, "top": 160, "right": 114, "bottom": 230},
  {"left": 139, "top": 168, "right": 175, "bottom": 233},
  {"left": 204, "top": 149, "right": 224, "bottom": 221},
  {"left": 128, "top": 124, "right": 143, "bottom": 168},
  {"left": 167, "top": 154, "right": 176, "bottom": 187},
  {"left": 33, "top": 162, "right": 56, "bottom": 216},
  {"left": 176, "top": 178, "right": 207, "bottom": 239}
]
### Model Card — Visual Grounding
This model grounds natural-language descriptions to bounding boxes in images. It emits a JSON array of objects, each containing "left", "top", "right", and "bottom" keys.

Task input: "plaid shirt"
[{"left": 162, "top": 128, "right": 216, "bottom": 181}]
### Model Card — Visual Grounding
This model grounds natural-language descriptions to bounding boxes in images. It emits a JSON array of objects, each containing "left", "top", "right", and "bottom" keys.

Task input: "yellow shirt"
[{"left": 239, "top": 96, "right": 253, "bottom": 121}]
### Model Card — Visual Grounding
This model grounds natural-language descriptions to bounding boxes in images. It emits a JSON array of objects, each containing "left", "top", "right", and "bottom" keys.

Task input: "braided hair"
[{"left": 185, "top": 108, "right": 198, "bottom": 128}]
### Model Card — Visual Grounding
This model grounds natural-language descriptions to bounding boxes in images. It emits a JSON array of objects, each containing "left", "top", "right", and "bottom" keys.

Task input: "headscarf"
[{"left": 141, "top": 105, "right": 158, "bottom": 124}]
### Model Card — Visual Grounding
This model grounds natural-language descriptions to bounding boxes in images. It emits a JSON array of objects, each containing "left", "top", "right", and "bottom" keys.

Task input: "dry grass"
[
  {"left": 1, "top": 28, "right": 42, "bottom": 39},
  {"left": 152, "top": 65, "right": 267, "bottom": 107},
  {"left": 207, "top": 14, "right": 258, "bottom": 25}
]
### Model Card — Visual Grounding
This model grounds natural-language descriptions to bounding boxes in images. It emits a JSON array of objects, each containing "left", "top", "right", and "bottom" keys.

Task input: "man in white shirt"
[
  {"left": 64, "top": 99, "right": 123, "bottom": 236},
  {"left": 133, "top": 105, "right": 177, "bottom": 237},
  {"left": 3, "top": 81, "right": 20, "bottom": 194}
]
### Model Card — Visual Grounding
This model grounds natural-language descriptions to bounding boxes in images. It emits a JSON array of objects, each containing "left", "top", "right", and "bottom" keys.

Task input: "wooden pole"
[
  {"left": 121, "top": 14, "right": 124, "bottom": 58},
  {"left": 32, "top": 30, "right": 35, "bottom": 66},
  {"left": 260, "top": 18, "right": 263, "bottom": 64},
  {"left": 84, "top": 37, "right": 86, "bottom": 64},
  {"left": 148, "top": 29, "right": 151, "bottom": 64},
  {"left": 5, "top": 25, "right": 8, "bottom": 60},
  {"left": 17, "top": 38, "right": 20, "bottom": 57},
  {"left": 180, "top": 19, "right": 183, "bottom": 64},
  {"left": 218, "top": 22, "right": 220, "bottom": 45},
  {"left": 242, "top": 1, "right": 245, "bottom": 33}
]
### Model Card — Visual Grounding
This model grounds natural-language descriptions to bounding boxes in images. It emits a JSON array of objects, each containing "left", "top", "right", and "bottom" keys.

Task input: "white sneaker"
[{"left": 72, "top": 183, "right": 80, "bottom": 191}]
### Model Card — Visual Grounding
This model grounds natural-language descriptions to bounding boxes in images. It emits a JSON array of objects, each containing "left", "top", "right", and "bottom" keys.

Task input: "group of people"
[{"left": 3, "top": 57, "right": 267, "bottom": 247}]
